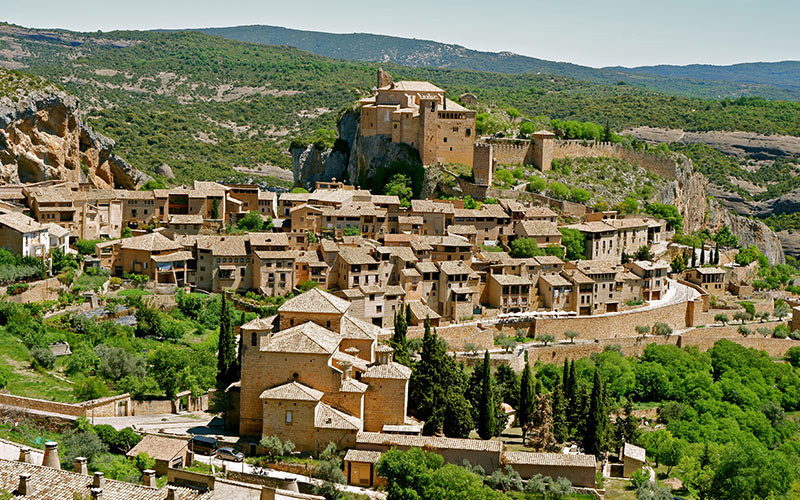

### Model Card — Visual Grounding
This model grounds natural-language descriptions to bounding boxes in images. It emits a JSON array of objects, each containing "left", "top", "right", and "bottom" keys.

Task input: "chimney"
[
  {"left": 167, "top": 485, "right": 178, "bottom": 500},
  {"left": 42, "top": 442, "right": 60, "bottom": 469},
  {"left": 142, "top": 469, "right": 157, "bottom": 488},
  {"left": 18, "top": 448, "right": 32, "bottom": 464},
  {"left": 282, "top": 478, "right": 299, "bottom": 492},
  {"left": 93, "top": 471, "right": 105, "bottom": 489},
  {"left": 17, "top": 473, "right": 33, "bottom": 496},
  {"left": 90, "top": 488, "right": 103, "bottom": 499},
  {"left": 74, "top": 456, "right": 88, "bottom": 475},
  {"left": 260, "top": 486, "right": 276, "bottom": 500}
]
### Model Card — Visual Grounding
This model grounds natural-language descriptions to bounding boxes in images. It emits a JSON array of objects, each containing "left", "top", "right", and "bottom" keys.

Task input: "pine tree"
[
  {"left": 551, "top": 379, "right": 568, "bottom": 444},
  {"left": 691, "top": 244, "right": 697, "bottom": 268},
  {"left": 620, "top": 399, "right": 640, "bottom": 444},
  {"left": 391, "top": 310, "right": 411, "bottom": 366},
  {"left": 477, "top": 350, "right": 496, "bottom": 440},
  {"left": 518, "top": 352, "right": 535, "bottom": 440},
  {"left": 495, "top": 363, "right": 520, "bottom": 409},
  {"left": 216, "top": 292, "right": 237, "bottom": 390},
  {"left": 583, "top": 370, "right": 609, "bottom": 457}
]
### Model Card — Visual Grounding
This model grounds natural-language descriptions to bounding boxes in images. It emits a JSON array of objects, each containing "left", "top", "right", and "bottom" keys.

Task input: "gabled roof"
[
  {"left": 503, "top": 451, "right": 596, "bottom": 468},
  {"left": 344, "top": 449, "right": 382, "bottom": 464},
  {"left": 383, "top": 81, "right": 444, "bottom": 93},
  {"left": 622, "top": 442, "right": 647, "bottom": 462},
  {"left": 316, "top": 402, "right": 362, "bottom": 430},
  {"left": 338, "top": 247, "right": 377, "bottom": 265},
  {"left": 265, "top": 321, "right": 341, "bottom": 354},
  {"left": 356, "top": 432, "right": 502, "bottom": 452},
  {"left": 363, "top": 362, "right": 412, "bottom": 380},
  {"left": 341, "top": 314, "right": 380, "bottom": 341},
  {"left": 0, "top": 211, "right": 46, "bottom": 233},
  {"left": 407, "top": 301, "right": 441, "bottom": 321},
  {"left": 278, "top": 288, "right": 350, "bottom": 315},
  {"left": 126, "top": 434, "right": 187, "bottom": 461},
  {"left": 333, "top": 350, "right": 369, "bottom": 372},
  {"left": 340, "top": 378, "right": 368, "bottom": 393},
  {"left": 240, "top": 315, "right": 277, "bottom": 331},
  {"left": 260, "top": 381, "right": 324, "bottom": 401},
  {"left": 438, "top": 261, "right": 472, "bottom": 276},
  {"left": 119, "top": 232, "right": 183, "bottom": 252},
  {"left": 44, "top": 222, "right": 70, "bottom": 238},
  {"left": 515, "top": 220, "right": 561, "bottom": 238}
]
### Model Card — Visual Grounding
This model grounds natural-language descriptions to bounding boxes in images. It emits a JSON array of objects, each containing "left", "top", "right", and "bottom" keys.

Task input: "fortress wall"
[{"left": 552, "top": 141, "right": 678, "bottom": 180}]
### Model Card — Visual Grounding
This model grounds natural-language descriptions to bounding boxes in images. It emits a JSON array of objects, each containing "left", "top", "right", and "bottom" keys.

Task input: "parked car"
[
  {"left": 216, "top": 446, "right": 244, "bottom": 462},
  {"left": 189, "top": 435, "right": 218, "bottom": 456}
]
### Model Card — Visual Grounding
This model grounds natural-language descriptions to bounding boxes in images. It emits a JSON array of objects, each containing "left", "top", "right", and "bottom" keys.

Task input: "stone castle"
[{"left": 358, "top": 69, "right": 555, "bottom": 184}]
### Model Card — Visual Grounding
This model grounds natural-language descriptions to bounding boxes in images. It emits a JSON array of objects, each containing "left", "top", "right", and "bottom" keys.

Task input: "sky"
[{"left": 3, "top": 0, "right": 799, "bottom": 67}]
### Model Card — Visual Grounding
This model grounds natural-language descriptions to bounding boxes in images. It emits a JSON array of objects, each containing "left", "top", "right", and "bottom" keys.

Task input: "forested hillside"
[
  {"left": 188, "top": 24, "right": 800, "bottom": 100},
  {"left": 2, "top": 24, "right": 799, "bottom": 184}
]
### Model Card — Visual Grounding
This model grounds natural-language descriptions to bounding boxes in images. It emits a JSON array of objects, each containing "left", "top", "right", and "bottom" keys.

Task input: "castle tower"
[
  {"left": 472, "top": 143, "right": 494, "bottom": 186},
  {"left": 418, "top": 95, "right": 439, "bottom": 166},
  {"left": 532, "top": 130, "right": 556, "bottom": 172}
]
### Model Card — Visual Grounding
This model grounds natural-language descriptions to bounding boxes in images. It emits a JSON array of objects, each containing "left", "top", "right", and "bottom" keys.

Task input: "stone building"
[
  {"left": 686, "top": 267, "right": 727, "bottom": 296},
  {"left": 360, "top": 69, "right": 477, "bottom": 167},
  {"left": 237, "top": 288, "right": 415, "bottom": 451},
  {"left": 0, "top": 210, "right": 49, "bottom": 258}
]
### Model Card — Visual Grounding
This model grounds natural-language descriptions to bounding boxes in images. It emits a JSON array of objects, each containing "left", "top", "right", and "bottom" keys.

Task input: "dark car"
[
  {"left": 189, "top": 435, "right": 218, "bottom": 456},
  {"left": 216, "top": 446, "right": 245, "bottom": 462}
]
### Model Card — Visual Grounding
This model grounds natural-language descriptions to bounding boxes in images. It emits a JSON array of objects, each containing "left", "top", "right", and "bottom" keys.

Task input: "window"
[
  {"left": 443, "top": 137, "right": 447, "bottom": 143},
  {"left": 285, "top": 410, "right": 293, "bottom": 424},
  {"left": 251, "top": 332, "right": 257, "bottom": 346},
  {"left": 240, "top": 267, "right": 245, "bottom": 277},
  {"left": 466, "top": 128, "right": 472, "bottom": 137}
]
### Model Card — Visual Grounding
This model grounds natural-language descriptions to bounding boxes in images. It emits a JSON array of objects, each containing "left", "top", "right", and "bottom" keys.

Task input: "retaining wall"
[{"left": 1, "top": 277, "right": 64, "bottom": 304}]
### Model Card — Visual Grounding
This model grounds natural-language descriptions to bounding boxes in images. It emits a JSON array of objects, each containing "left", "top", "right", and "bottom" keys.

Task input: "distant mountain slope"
[{"left": 188, "top": 25, "right": 800, "bottom": 101}]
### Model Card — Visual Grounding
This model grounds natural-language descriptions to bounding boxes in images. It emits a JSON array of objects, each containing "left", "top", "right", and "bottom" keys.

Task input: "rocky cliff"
[
  {"left": 657, "top": 152, "right": 785, "bottom": 265},
  {"left": 292, "top": 109, "right": 421, "bottom": 190},
  {"left": 0, "top": 88, "right": 151, "bottom": 189}
]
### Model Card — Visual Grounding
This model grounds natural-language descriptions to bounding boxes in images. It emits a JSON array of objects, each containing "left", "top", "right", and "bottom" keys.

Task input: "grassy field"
[{"left": 0, "top": 327, "right": 78, "bottom": 402}]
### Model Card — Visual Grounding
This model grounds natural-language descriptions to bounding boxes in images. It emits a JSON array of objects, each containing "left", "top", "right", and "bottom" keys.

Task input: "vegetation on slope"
[{"left": 5, "top": 25, "right": 800, "bottom": 184}]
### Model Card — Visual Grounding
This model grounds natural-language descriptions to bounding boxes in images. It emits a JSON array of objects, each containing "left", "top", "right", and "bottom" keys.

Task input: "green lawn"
[
  {"left": 73, "top": 273, "right": 109, "bottom": 292},
  {"left": 0, "top": 327, "right": 78, "bottom": 402}
]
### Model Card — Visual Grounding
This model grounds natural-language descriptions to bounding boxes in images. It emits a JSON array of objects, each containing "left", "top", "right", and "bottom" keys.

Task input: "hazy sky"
[{"left": 4, "top": 0, "right": 799, "bottom": 67}]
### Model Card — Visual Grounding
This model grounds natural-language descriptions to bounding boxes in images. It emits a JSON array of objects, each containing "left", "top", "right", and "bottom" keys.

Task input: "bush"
[
  {"left": 547, "top": 181, "right": 569, "bottom": 199},
  {"left": 569, "top": 187, "right": 591, "bottom": 204},
  {"left": 237, "top": 210, "right": 264, "bottom": 231},
  {"left": 259, "top": 435, "right": 295, "bottom": 462},
  {"left": 527, "top": 176, "right": 546, "bottom": 193},
  {"left": 75, "top": 239, "right": 103, "bottom": 255},
  {"left": 7, "top": 283, "right": 28, "bottom": 295},
  {"left": 74, "top": 376, "right": 109, "bottom": 401},
  {"left": 630, "top": 467, "right": 650, "bottom": 490},
  {"left": 30, "top": 347, "right": 55, "bottom": 370}
]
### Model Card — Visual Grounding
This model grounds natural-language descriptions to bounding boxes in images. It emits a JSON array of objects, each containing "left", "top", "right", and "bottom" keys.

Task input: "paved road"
[
  {"left": 195, "top": 454, "right": 386, "bottom": 499},
  {"left": 92, "top": 411, "right": 231, "bottom": 436}
]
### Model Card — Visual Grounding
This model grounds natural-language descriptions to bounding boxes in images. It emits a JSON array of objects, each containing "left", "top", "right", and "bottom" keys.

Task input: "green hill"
[
  {"left": 187, "top": 24, "right": 800, "bottom": 101},
  {"left": 3, "top": 24, "right": 799, "bottom": 184}
]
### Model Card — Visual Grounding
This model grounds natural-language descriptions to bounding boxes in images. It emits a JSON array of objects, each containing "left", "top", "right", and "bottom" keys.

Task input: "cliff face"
[
  {"left": 292, "top": 109, "right": 420, "bottom": 190},
  {"left": 657, "top": 153, "right": 785, "bottom": 265},
  {"left": 0, "top": 90, "right": 151, "bottom": 189}
]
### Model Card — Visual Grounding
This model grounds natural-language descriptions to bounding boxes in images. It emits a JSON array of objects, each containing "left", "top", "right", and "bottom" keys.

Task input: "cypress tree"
[
  {"left": 405, "top": 304, "right": 413, "bottom": 327},
  {"left": 391, "top": 310, "right": 411, "bottom": 366},
  {"left": 551, "top": 379, "right": 568, "bottom": 443},
  {"left": 691, "top": 244, "right": 697, "bottom": 268},
  {"left": 700, "top": 242, "right": 706, "bottom": 265},
  {"left": 583, "top": 370, "right": 609, "bottom": 457},
  {"left": 620, "top": 399, "right": 640, "bottom": 444},
  {"left": 713, "top": 242, "right": 720, "bottom": 264},
  {"left": 216, "top": 292, "right": 237, "bottom": 390},
  {"left": 477, "top": 350, "right": 496, "bottom": 440},
  {"left": 518, "top": 351, "right": 535, "bottom": 440}
]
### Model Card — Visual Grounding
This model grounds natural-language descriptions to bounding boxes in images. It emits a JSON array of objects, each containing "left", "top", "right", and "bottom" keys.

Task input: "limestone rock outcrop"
[
  {"left": 657, "top": 152, "right": 784, "bottom": 265},
  {"left": 0, "top": 89, "right": 151, "bottom": 189},
  {"left": 154, "top": 163, "right": 175, "bottom": 179}
]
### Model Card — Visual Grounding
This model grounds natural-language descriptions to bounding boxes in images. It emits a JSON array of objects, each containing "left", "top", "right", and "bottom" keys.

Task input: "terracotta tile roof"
[
  {"left": 338, "top": 247, "right": 377, "bottom": 265},
  {"left": 540, "top": 274, "right": 572, "bottom": 287},
  {"left": 344, "top": 449, "right": 382, "bottom": 464},
  {"left": 333, "top": 350, "right": 369, "bottom": 372},
  {"left": 499, "top": 199, "right": 526, "bottom": 213},
  {"left": 43, "top": 223, "right": 70, "bottom": 238},
  {"left": 415, "top": 262, "right": 438, "bottom": 274},
  {"left": 401, "top": 268, "right": 421, "bottom": 278},
  {"left": 371, "top": 195, "right": 401, "bottom": 205},
  {"left": 526, "top": 206, "right": 558, "bottom": 218},
  {"left": 420, "top": 235, "right": 471, "bottom": 248},
  {"left": 490, "top": 274, "right": 532, "bottom": 286},
  {"left": 385, "top": 285, "right": 405, "bottom": 296},
  {"left": 397, "top": 216, "right": 423, "bottom": 225},
  {"left": 278, "top": 288, "right": 350, "bottom": 315},
  {"left": 407, "top": 301, "right": 441, "bottom": 320},
  {"left": 610, "top": 218, "right": 649, "bottom": 230},
  {"left": 576, "top": 260, "right": 619, "bottom": 275},
  {"left": 363, "top": 362, "right": 412, "bottom": 380},
  {"left": 515, "top": 220, "right": 561, "bottom": 238},
  {"left": 120, "top": 232, "right": 183, "bottom": 252},
  {"left": 534, "top": 256, "right": 564, "bottom": 265},
  {"left": 320, "top": 239, "right": 339, "bottom": 252},
  {"left": 341, "top": 315, "right": 380, "bottom": 341},
  {"left": 622, "top": 442, "right": 646, "bottom": 462},
  {"left": 265, "top": 321, "right": 341, "bottom": 354},
  {"left": 567, "top": 221, "right": 615, "bottom": 233},
  {"left": 340, "top": 378, "right": 368, "bottom": 393},
  {"left": 410, "top": 199, "right": 454, "bottom": 215},
  {"left": 375, "top": 344, "right": 393, "bottom": 353},
  {"left": 377, "top": 246, "right": 418, "bottom": 262},
  {"left": 249, "top": 232, "right": 290, "bottom": 248},
  {"left": 316, "top": 402, "right": 362, "bottom": 430},
  {"left": 151, "top": 250, "right": 194, "bottom": 262},
  {"left": 356, "top": 432, "right": 502, "bottom": 452},
  {"left": 260, "top": 381, "right": 324, "bottom": 401},
  {"left": 0, "top": 458, "right": 209, "bottom": 500},
  {"left": 254, "top": 251, "right": 296, "bottom": 261},
  {"left": 169, "top": 214, "right": 204, "bottom": 225},
  {"left": 694, "top": 266, "right": 725, "bottom": 274},
  {"left": 562, "top": 269, "right": 594, "bottom": 285},
  {"left": 385, "top": 81, "right": 444, "bottom": 93},
  {"left": 210, "top": 235, "right": 248, "bottom": 256},
  {"left": 447, "top": 224, "right": 478, "bottom": 235},
  {"left": 438, "top": 261, "right": 472, "bottom": 275},
  {"left": 503, "top": 451, "right": 596, "bottom": 468},
  {"left": 0, "top": 211, "right": 45, "bottom": 233},
  {"left": 240, "top": 315, "right": 277, "bottom": 331},
  {"left": 125, "top": 434, "right": 187, "bottom": 461}
]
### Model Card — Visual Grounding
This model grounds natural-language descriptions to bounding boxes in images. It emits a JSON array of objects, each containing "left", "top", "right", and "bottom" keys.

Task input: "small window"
[
  {"left": 251, "top": 332, "right": 257, "bottom": 346},
  {"left": 443, "top": 137, "right": 447, "bottom": 143},
  {"left": 285, "top": 410, "right": 293, "bottom": 424}
]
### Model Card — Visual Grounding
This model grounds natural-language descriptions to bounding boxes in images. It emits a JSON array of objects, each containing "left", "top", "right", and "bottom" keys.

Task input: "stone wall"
[
  {"left": 132, "top": 399, "right": 174, "bottom": 416},
  {"left": 408, "top": 323, "right": 495, "bottom": 351},
  {"left": 0, "top": 392, "right": 130, "bottom": 418},
  {"left": 531, "top": 300, "right": 689, "bottom": 341},
  {"left": 1, "top": 276, "right": 64, "bottom": 304},
  {"left": 551, "top": 141, "right": 678, "bottom": 180}
]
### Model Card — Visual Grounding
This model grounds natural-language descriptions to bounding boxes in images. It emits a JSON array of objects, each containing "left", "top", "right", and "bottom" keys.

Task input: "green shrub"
[
  {"left": 31, "top": 347, "right": 55, "bottom": 370},
  {"left": 547, "top": 181, "right": 568, "bottom": 199}
]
